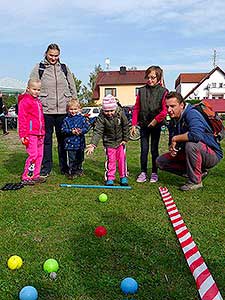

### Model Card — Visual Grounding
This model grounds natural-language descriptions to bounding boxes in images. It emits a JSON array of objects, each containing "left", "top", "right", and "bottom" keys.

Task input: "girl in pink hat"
[{"left": 86, "top": 94, "right": 130, "bottom": 186}]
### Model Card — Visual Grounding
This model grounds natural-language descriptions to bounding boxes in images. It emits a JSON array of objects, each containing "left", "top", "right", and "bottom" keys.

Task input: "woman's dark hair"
[
  {"left": 45, "top": 43, "right": 60, "bottom": 54},
  {"left": 166, "top": 91, "right": 185, "bottom": 104}
]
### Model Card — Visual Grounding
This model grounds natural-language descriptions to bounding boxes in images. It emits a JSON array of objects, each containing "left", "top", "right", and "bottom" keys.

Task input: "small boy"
[
  {"left": 61, "top": 99, "right": 90, "bottom": 179},
  {"left": 86, "top": 94, "right": 130, "bottom": 186}
]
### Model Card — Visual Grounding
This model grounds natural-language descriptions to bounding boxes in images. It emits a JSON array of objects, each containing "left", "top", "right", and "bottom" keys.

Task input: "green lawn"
[{"left": 0, "top": 130, "right": 225, "bottom": 300}]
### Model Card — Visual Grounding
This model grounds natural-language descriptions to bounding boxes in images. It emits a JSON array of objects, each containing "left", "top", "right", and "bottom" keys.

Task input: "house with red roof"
[
  {"left": 175, "top": 66, "right": 225, "bottom": 113},
  {"left": 93, "top": 66, "right": 147, "bottom": 106}
]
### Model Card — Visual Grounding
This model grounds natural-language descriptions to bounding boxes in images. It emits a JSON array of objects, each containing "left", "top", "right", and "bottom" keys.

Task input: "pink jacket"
[{"left": 18, "top": 93, "right": 45, "bottom": 138}]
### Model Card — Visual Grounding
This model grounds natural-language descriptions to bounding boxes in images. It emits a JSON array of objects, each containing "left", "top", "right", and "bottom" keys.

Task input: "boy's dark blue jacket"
[
  {"left": 168, "top": 103, "right": 223, "bottom": 160},
  {"left": 61, "top": 113, "right": 90, "bottom": 150}
]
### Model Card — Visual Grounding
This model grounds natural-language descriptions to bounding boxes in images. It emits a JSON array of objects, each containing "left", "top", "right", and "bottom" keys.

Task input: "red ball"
[{"left": 94, "top": 226, "right": 107, "bottom": 237}]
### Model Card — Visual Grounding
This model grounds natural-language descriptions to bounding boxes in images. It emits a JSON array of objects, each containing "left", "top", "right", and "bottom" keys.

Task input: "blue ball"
[
  {"left": 120, "top": 277, "right": 138, "bottom": 294},
  {"left": 19, "top": 286, "right": 38, "bottom": 300}
]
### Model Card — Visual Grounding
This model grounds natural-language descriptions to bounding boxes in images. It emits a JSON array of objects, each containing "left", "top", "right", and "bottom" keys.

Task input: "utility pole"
[{"left": 213, "top": 49, "right": 217, "bottom": 68}]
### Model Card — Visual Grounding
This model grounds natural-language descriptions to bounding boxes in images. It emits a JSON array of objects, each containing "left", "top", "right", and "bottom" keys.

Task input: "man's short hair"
[{"left": 166, "top": 91, "right": 185, "bottom": 104}]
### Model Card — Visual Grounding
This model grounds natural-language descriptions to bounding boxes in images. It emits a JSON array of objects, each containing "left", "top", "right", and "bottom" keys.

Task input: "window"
[
  {"left": 135, "top": 87, "right": 140, "bottom": 96},
  {"left": 219, "top": 83, "right": 223, "bottom": 88},
  {"left": 211, "top": 83, "right": 216, "bottom": 88},
  {"left": 104, "top": 88, "right": 116, "bottom": 97}
]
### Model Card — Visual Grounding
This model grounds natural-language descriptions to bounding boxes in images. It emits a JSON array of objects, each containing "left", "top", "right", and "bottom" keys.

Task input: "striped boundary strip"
[{"left": 159, "top": 187, "right": 223, "bottom": 300}]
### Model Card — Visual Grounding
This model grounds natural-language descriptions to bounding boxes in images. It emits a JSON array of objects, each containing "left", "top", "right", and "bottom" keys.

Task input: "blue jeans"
[
  {"left": 67, "top": 149, "right": 84, "bottom": 175},
  {"left": 41, "top": 114, "right": 68, "bottom": 175}
]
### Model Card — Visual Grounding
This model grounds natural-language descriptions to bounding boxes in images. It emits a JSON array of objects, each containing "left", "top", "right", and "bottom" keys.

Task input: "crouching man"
[{"left": 156, "top": 91, "right": 223, "bottom": 191}]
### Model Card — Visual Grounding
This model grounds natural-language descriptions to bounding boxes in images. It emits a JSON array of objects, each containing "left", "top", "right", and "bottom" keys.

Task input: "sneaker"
[
  {"left": 120, "top": 177, "right": 128, "bottom": 186},
  {"left": 33, "top": 177, "right": 47, "bottom": 184},
  {"left": 150, "top": 173, "right": 158, "bottom": 183},
  {"left": 180, "top": 181, "right": 203, "bottom": 191},
  {"left": 21, "top": 179, "right": 35, "bottom": 186},
  {"left": 40, "top": 173, "right": 50, "bottom": 179},
  {"left": 105, "top": 180, "right": 114, "bottom": 186},
  {"left": 136, "top": 172, "right": 147, "bottom": 183},
  {"left": 66, "top": 173, "right": 75, "bottom": 180}
]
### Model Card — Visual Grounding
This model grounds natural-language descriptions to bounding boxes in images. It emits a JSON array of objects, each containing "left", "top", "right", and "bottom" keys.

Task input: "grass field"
[{"left": 0, "top": 130, "right": 225, "bottom": 300}]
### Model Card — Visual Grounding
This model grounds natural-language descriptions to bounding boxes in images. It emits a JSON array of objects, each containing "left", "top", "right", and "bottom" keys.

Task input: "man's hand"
[
  {"left": 169, "top": 140, "right": 178, "bottom": 157},
  {"left": 86, "top": 144, "right": 95, "bottom": 155}
]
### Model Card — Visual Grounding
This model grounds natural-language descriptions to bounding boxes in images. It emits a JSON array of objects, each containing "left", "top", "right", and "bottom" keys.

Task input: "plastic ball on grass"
[
  {"left": 94, "top": 226, "right": 107, "bottom": 237},
  {"left": 43, "top": 258, "right": 59, "bottom": 273},
  {"left": 7, "top": 255, "right": 23, "bottom": 270},
  {"left": 98, "top": 193, "right": 108, "bottom": 202},
  {"left": 120, "top": 277, "right": 138, "bottom": 294},
  {"left": 19, "top": 286, "right": 38, "bottom": 300}
]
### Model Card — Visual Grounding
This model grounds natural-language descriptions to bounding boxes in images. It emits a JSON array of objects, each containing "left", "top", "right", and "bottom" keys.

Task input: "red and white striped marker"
[{"left": 159, "top": 187, "right": 223, "bottom": 300}]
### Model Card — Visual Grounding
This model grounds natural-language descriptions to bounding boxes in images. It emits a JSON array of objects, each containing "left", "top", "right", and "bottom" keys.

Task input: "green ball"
[
  {"left": 99, "top": 193, "right": 108, "bottom": 202},
  {"left": 43, "top": 259, "right": 59, "bottom": 273}
]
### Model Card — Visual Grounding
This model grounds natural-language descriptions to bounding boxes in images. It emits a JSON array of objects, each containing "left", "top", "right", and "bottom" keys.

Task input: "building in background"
[
  {"left": 93, "top": 66, "right": 147, "bottom": 106},
  {"left": 175, "top": 66, "right": 225, "bottom": 113},
  {"left": 0, "top": 77, "right": 26, "bottom": 95},
  {"left": 175, "top": 66, "right": 225, "bottom": 100}
]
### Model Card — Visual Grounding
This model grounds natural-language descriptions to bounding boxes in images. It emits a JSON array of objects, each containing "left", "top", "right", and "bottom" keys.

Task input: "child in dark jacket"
[
  {"left": 86, "top": 94, "right": 130, "bottom": 186},
  {"left": 61, "top": 99, "right": 90, "bottom": 179},
  {"left": 18, "top": 79, "right": 45, "bottom": 185}
]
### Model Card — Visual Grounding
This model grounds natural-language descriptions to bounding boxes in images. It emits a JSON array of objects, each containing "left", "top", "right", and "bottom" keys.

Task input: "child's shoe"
[
  {"left": 21, "top": 179, "right": 35, "bottom": 186},
  {"left": 136, "top": 172, "right": 147, "bottom": 183},
  {"left": 150, "top": 173, "right": 158, "bottom": 183},
  {"left": 120, "top": 177, "right": 128, "bottom": 186},
  {"left": 33, "top": 177, "right": 47, "bottom": 184},
  {"left": 105, "top": 180, "right": 114, "bottom": 186}
]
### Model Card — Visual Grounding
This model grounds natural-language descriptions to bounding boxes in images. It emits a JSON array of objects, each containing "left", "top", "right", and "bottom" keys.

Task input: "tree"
[
  {"left": 72, "top": 64, "right": 103, "bottom": 105},
  {"left": 88, "top": 64, "right": 103, "bottom": 93}
]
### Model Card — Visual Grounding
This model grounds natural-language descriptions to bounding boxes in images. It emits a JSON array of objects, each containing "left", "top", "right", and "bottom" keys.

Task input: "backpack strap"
[
  {"left": 38, "top": 62, "right": 68, "bottom": 80},
  {"left": 38, "top": 62, "right": 46, "bottom": 79},
  {"left": 60, "top": 63, "right": 68, "bottom": 78}
]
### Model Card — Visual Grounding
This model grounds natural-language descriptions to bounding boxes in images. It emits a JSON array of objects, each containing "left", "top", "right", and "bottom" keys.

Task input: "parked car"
[{"left": 81, "top": 107, "right": 100, "bottom": 118}]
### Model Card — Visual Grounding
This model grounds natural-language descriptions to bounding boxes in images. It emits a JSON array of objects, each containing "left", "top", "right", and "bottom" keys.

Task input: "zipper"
[
  {"left": 54, "top": 65, "right": 59, "bottom": 112},
  {"left": 38, "top": 101, "right": 42, "bottom": 134}
]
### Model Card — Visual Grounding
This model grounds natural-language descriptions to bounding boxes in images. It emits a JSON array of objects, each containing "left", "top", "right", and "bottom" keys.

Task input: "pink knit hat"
[{"left": 102, "top": 94, "right": 117, "bottom": 111}]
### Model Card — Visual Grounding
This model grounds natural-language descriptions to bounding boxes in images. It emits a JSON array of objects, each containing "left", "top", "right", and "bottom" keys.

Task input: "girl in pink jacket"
[{"left": 18, "top": 79, "right": 45, "bottom": 185}]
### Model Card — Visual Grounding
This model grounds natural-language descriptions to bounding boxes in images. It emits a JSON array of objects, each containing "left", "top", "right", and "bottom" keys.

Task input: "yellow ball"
[{"left": 7, "top": 255, "right": 23, "bottom": 270}]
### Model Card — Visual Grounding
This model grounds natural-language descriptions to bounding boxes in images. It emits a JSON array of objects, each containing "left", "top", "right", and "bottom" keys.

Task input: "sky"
[{"left": 1, "top": 0, "right": 225, "bottom": 90}]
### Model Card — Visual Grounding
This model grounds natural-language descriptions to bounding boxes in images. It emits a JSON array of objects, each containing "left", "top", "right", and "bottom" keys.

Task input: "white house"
[{"left": 175, "top": 66, "right": 225, "bottom": 100}]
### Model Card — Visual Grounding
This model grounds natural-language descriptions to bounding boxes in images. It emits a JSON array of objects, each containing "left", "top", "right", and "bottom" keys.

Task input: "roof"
[
  {"left": 175, "top": 73, "right": 207, "bottom": 88},
  {"left": 184, "top": 66, "right": 225, "bottom": 99},
  {"left": 203, "top": 99, "right": 225, "bottom": 113},
  {"left": 93, "top": 69, "right": 147, "bottom": 99}
]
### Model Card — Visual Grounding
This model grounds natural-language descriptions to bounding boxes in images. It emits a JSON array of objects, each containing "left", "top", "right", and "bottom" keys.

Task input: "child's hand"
[
  {"left": 120, "top": 141, "right": 127, "bottom": 145},
  {"left": 130, "top": 126, "right": 136, "bottom": 137},
  {"left": 86, "top": 144, "right": 95, "bottom": 155},
  {"left": 21, "top": 137, "right": 29, "bottom": 146},
  {"left": 148, "top": 119, "right": 157, "bottom": 128},
  {"left": 72, "top": 128, "right": 81, "bottom": 135}
]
